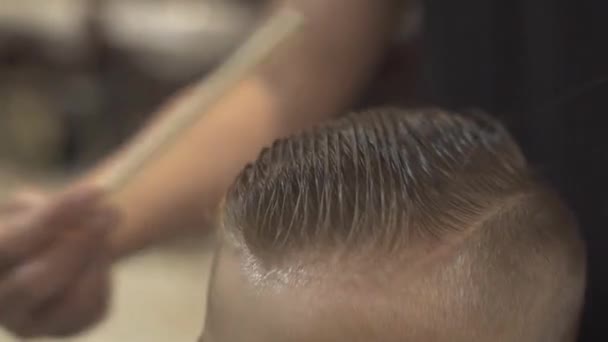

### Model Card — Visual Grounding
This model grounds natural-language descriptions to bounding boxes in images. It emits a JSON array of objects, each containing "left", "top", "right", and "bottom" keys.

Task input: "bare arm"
[{"left": 87, "top": 0, "right": 402, "bottom": 258}]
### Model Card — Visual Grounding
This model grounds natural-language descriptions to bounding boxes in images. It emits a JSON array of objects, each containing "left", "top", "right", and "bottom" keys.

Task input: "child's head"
[{"left": 200, "top": 109, "right": 586, "bottom": 342}]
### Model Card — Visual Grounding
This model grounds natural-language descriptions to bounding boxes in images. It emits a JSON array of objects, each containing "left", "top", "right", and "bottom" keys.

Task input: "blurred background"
[
  {"left": 0, "top": 0, "right": 262, "bottom": 341},
  {"left": 0, "top": 0, "right": 262, "bottom": 173}
]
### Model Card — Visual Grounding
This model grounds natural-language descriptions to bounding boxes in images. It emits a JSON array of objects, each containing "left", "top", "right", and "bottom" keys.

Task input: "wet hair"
[{"left": 222, "top": 108, "right": 586, "bottom": 341}]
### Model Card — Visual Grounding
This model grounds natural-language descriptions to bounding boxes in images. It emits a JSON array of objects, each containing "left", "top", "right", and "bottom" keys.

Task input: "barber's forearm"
[
  {"left": 85, "top": 0, "right": 400, "bottom": 259},
  {"left": 105, "top": 78, "right": 282, "bottom": 258},
  {"left": 263, "top": 0, "right": 401, "bottom": 129}
]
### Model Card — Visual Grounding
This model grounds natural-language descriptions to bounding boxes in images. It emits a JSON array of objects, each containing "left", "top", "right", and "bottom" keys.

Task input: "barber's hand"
[{"left": 0, "top": 186, "right": 120, "bottom": 338}]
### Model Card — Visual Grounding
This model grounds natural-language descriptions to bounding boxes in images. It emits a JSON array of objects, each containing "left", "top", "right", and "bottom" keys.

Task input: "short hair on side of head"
[{"left": 222, "top": 108, "right": 586, "bottom": 341}]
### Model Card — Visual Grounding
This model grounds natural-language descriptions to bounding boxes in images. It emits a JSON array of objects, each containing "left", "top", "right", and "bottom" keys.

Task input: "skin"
[
  {"left": 198, "top": 216, "right": 480, "bottom": 342},
  {"left": 199, "top": 238, "right": 464, "bottom": 342},
  {"left": 199, "top": 244, "right": 394, "bottom": 342},
  {"left": 199, "top": 190, "right": 587, "bottom": 342},
  {"left": 0, "top": 187, "right": 116, "bottom": 337},
  {"left": 0, "top": 0, "right": 401, "bottom": 338}
]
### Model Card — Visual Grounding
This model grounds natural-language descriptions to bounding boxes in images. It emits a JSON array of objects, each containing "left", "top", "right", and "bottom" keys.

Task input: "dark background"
[{"left": 422, "top": 1, "right": 608, "bottom": 340}]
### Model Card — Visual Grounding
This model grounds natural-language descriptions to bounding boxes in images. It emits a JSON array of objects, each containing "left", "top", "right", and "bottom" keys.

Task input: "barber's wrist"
[{"left": 107, "top": 217, "right": 146, "bottom": 262}]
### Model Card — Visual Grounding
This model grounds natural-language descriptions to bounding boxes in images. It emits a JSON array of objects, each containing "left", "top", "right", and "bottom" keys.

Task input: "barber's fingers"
[
  {"left": 0, "top": 189, "right": 47, "bottom": 215},
  {"left": 0, "top": 209, "right": 116, "bottom": 324},
  {"left": 0, "top": 186, "right": 105, "bottom": 268},
  {"left": 26, "top": 255, "right": 111, "bottom": 338}
]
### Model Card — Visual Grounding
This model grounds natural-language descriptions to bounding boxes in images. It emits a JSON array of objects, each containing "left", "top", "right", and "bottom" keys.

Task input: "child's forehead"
[
  {"left": 205, "top": 249, "right": 432, "bottom": 342},
  {"left": 205, "top": 234, "right": 501, "bottom": 342},
  {"left": 203, "top": 290, "right": 397, "bottom": 342}
]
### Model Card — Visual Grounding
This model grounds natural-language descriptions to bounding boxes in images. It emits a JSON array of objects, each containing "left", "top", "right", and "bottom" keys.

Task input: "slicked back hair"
[{"left": 222, "top": 108, "right": 586, "bottom": 341}]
